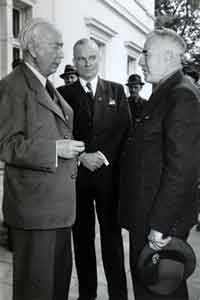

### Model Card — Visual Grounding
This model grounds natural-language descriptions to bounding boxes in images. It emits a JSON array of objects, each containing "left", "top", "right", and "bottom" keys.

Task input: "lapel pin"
[
  {"left": 109, "top": 98, "right": 116, "bottom": 105},
  {"left": 98, "top": 96, "right": 103, "bottom": 101}
]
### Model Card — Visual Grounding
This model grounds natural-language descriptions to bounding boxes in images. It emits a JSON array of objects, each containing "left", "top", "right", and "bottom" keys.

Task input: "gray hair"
[
  {"left": 19, "top": 18, "right": 54, "bottom": 51},
  {"left": 148, "top": 27, "right": 186, "bottom": 53}
]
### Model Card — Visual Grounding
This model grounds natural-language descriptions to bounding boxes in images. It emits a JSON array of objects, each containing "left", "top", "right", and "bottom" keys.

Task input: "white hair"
[
  {"left": 19, "top": 18, "right": 55, "bottom": 51},
  {"left": 148, "top": 27, "right": 186, "bottom": 53}
]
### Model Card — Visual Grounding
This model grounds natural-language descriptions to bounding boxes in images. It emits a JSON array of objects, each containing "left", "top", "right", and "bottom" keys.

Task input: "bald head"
[
  {"left": 73, "top": 38, "right": 100, "bottom": 80},
  {"left": 19, "top": 18, "right": 64, "bottom": 77},
  {"left": 139, "top": 28, "right": 186, "bottom": 83}
]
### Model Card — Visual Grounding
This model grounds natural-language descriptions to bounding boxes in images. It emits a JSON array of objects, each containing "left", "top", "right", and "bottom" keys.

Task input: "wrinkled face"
[
  {"left": 31, "top": 26, "right": 64, "bottom": 77},
  {"left": 139, "top": 36, "right": 169, "bottom": 84},
  {"left": 128, "top": 84, "right": 142, "bottom": 98},
  {"left": 73, "top": 42, "right": 100, "bottom": 80},
  {"left": 63, "top": 74, "right": 78, "bottom": 85}
]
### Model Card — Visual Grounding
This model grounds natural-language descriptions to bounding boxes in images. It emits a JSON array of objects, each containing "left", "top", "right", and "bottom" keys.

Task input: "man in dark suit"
[
  {"left": 125, "top": 73, "right": 147, "bottom": 124},
  {"left": 0, "top": 18, "right": 85, "bottom": 300},
  {"left": 58, "top": 38, "right": 130, "bottom": 300},
  {"left": 119, "top": 28, "right": 200, "bottom": 300}
]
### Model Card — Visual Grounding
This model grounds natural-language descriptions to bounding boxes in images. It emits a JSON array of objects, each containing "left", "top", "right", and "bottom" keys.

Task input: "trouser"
[
  {"left": 12, "top": 227, "right": 72, "bottom": 300},
  {"left": 73, "top": 181, "right": 128, "bottom": 300}
]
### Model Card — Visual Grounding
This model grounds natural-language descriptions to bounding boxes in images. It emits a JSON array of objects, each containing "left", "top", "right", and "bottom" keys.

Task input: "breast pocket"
[{"left": 142, "top": 115, "right": 162, "bottom": 142}]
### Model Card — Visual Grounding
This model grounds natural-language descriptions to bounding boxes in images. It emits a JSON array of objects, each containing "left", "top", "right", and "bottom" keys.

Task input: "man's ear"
[{"left": 28, "top": 40, "right": 37, "bottom": 58}]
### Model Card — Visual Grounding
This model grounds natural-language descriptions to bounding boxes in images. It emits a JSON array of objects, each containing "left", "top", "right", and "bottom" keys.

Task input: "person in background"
[
  {"left": 125, "top": 73, "right": 147, "bottom": 124},
  {"left": 59, "top": 38, "right": 130, "bottom": 300},
  {"left": 0, "top": 18, "right": 85, "bottom": 300},
  {"left": 60, "top": 64, "right": 79, "bottom": 86},
  {"left": 119, "top": 28, "right": 200, "bottom": 300}
]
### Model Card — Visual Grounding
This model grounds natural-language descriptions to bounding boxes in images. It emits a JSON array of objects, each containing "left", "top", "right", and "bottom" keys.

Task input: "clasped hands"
[
  {"left": 56, "top": 139, "right": 85, "bottom": 159},
  {"left": 148, "top": 229, "right": 172, "bottom": 251},
  {"left": 79, "top": 151, "right": 107, "bottom": 172}
]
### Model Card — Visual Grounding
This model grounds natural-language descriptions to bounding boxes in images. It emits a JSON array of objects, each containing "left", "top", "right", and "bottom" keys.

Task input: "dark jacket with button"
[
  {"left": 0, "top": 63, "right": 77, "bottom": 229},
  {"left": 119, "top": 70, "right": 200, "bottom": 237},
  {"left": 58, "top": 78, "right": 131, "bottom": 186},
  {"left": 128, "top": 95, "right": 147, "bottom": 125}
]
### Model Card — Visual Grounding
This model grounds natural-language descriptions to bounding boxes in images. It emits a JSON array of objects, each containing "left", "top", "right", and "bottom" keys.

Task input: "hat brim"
[
  {"left": 125, "top": 82, "right": 144, "bottom": 86},
  {"left": 137, "top": 237, "right": 196, "bottom": 295},
  {"left": 60, "top": 72, "right": 78, "bottom": 79}
]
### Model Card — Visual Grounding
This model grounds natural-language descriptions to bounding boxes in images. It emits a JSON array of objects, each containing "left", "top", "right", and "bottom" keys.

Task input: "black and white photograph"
[{"left": 0, "top": 1, "right": 200, "bottom": 299}]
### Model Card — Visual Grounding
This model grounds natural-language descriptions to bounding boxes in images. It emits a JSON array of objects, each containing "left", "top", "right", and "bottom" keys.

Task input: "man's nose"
[{"left": 85, "top": 58, "right": 90, "bottom": 67}]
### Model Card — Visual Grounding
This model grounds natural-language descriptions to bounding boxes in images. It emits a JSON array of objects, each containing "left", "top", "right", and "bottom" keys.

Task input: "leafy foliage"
[{"left": 155, "top": 0, "right": 200, "bottom": 70}]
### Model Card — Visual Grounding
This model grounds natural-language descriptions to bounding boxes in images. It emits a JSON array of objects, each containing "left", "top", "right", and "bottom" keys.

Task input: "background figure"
[
  {"left": 0, "top": 18, "right": 84, "bottom": 300},
  {"left": 126, "top": 74, "right": 147, "bottom": 124},
  {"left": 60, "top": 64, "right": 79, "bottom": 86},
  {"left": 58, "top": 38, "right": 130, "bottom": 300},
  {"left": 119, "top": 28, "right": 200, "bottom": 300}
]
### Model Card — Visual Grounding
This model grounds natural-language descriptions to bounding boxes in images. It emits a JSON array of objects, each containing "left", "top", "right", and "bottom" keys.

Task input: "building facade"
[{"left": 0, "top": 0, "right": 154, "bottom": 96}]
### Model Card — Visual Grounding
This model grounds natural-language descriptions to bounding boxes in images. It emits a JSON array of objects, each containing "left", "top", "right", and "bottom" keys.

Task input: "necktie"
[
  {"left": 46, "top": 79, "right": 55, "bottom": 100},
  {"left": 86, "top": 81, "right": 94, "bottom": 98}
]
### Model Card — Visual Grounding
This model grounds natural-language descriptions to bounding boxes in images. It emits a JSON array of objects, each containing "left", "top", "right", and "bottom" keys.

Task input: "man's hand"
[
  {"left": 56, "top": 139, "right": 85, "bottom": 159},
  {"left": 148, "top": 229, "right": 172, "bottom": 251},
  {"left": 79, "top": 152, "right": 105, "bottom": 172}
]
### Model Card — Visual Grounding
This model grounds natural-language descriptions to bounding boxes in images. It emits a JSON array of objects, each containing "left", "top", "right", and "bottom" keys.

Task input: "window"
[
  {"left": 90, "top": 37, "right": 106, "bottom": 78},
  {"left": 12, "top": 1, "right": 32, "bottom": 64},
  {"left": 127, "top": 55, "right": 136, "bottom": 76},
  {"left": 85, "top": 17, "right": 117, "bottom": 78},
  {"left": 13, "top": 8, "right": 20, "bottom": 38}
]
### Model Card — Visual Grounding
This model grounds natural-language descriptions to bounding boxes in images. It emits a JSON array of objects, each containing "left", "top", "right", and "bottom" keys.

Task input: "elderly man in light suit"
[{"left": 0, "top": 19, "right": 85, "bottom": 300}]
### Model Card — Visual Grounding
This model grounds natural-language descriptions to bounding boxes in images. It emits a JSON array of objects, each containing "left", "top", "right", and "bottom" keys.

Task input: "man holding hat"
[
  {"left": 126, "top": 73, "right": 147, "bottom": 125},
  {"left": 119, "top": 28, "right": 200, "bottom": 299}
]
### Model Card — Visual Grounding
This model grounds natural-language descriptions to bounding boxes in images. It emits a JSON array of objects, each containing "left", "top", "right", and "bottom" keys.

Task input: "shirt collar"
[
  {"left": 79, "top": 76, "right": 98, "bottom": 95},
  {"left": 25, "top": 62, "right": 47, "bottom": 87}
]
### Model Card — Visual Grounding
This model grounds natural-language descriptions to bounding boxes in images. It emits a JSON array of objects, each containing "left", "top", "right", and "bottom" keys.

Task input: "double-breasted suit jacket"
[
  {"left": 0, "top": 63, "right": 77, "bottom": 229},
  {"left": 119, "top": 70, "right": 200, "bottom": 240}
]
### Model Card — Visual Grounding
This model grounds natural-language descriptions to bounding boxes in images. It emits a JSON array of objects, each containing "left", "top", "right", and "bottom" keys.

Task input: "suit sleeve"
[
  {"left": 0, "top": 83, "right": 57, "bottom": 172},
  {"left": 149, "top": 88, "right": 200, "bottom": 235}
]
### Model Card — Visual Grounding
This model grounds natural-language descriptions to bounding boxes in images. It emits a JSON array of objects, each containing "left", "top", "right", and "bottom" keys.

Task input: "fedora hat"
[
  {"left": 137, "top": 237, "right": 196, "bottom": 296},
  {"left": 126, "top": 74, "right": 144, "bottom": 86},
  {"left": 60, "top": 64, "right": 78, "bottom": 79}
]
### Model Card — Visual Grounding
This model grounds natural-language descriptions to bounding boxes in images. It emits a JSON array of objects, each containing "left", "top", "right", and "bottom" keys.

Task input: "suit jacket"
[
  {"left": 119, "top": 70, "right": 200, "bottom": 237},
  {"left": 0, "top": 63, "right": 77, "bottom": 229},
  {"left": 58, "top": 78, "right": 131, "bottom": 187}
]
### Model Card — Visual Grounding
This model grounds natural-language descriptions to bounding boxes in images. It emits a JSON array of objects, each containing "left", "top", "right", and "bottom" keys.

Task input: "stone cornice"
[
  {"left": 85, "top": 17, "right": 118, "bottom": 43},
  {"left": 100, "top": 0, "right": 154, "bottom": 35}
]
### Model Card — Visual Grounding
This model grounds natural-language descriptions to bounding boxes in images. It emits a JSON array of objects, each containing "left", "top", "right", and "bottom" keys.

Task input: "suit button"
[
  {"left": 127, "top": 137, "right": 133, "bottom": 142},
  {"left": 71, "top": 173, "right": 76, "bottom": 179},
  {"left": 64, "top": 135, "right": 69, "bottom": 139}
]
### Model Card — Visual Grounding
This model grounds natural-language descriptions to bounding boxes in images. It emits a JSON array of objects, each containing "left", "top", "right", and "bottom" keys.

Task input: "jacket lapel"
[
  {"left": 140, "top": 70, "right": 183, "bottom": 120},
  {"left": 21, "top": 63, "right": 71, "bottom": 126},
  {"left": 93, "top": 78, "right": 107, "bottom": 131}
]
